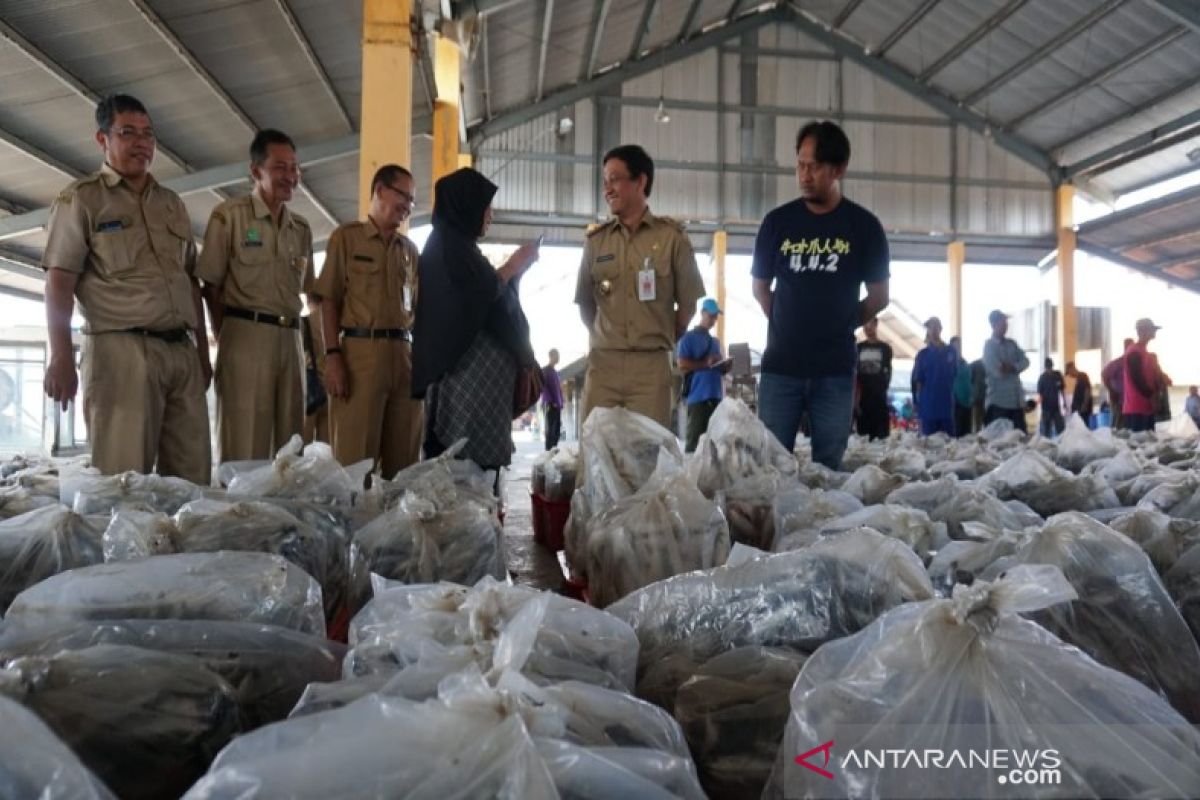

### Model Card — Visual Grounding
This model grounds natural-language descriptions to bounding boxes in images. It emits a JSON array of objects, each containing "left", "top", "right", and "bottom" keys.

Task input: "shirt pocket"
[
  {"left": 159, "top": 215, "right": 193, "bottom": 273},
  {"left": 91, "top": 226, "right": 137, "bottom": 279},
  {"left": 349, "top": 254, "right": 385, "bottom": 297},
  {"left": 652, "top": 253, "right": 674, "bottom": 302}
]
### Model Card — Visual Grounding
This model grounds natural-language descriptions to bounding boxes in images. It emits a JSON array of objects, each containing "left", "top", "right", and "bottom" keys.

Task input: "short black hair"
[
  {"left": 370, "top": 164, "right": 414, "bottom": 196},
  {"left": 95, "top": 94, "right": 149, "bottom": 132},
  {"left": 795, "top": 120, "right": 851, "bottom": 166},
  {"left": 603, "top": 144, "right": 654, "bottom": 197},
  {"left": 250, "top": 129, "right": 297, "bottom": 165},
  {"left": 1044, "top": 357, "right": 1054, "bottom": 369}
]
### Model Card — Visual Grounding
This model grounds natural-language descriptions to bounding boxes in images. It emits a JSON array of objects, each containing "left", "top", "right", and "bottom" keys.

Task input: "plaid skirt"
[{"left": 431, "top": 331, "right": 517, "bottom": 469}]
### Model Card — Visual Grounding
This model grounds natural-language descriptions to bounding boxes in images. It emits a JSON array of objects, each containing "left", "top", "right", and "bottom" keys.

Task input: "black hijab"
[{"left": 411, "top": 168, "right": 537, "bottom": 397}]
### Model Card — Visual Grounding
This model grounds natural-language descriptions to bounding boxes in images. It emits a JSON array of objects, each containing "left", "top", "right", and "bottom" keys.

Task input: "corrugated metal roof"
[{"left": 1077, "top": 184, "right": 1200, "bottom": 286}]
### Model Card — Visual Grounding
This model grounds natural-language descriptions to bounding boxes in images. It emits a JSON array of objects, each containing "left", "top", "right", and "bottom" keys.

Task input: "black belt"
[
  {"left": 341, "top": 327, "right": 411, "bottom": 342},
  {"left": 225, "top": 306, "right": 300, "bottom": 329},
  {"left": 118, "top": 327, "right": 192, "bottom": 344}
]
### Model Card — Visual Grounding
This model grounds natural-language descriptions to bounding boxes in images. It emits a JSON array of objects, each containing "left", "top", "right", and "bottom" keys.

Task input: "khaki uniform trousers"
[
  {"left": 80, "top": 332, "right": 211, "bottom": 485},
  {"left": 214, "top": 316, "right": 305, "bottom": 462},
  {"left": 581, "top": 348, "right": 673, "bottom": 431},
  {"left": 330, "top": 338, "right": 423, "bottom": 479}
]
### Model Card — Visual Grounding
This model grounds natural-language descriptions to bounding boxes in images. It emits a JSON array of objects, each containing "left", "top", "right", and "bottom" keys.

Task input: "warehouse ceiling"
[{"left": 0, "top": 0, "right": 1197, "bottom": 300}]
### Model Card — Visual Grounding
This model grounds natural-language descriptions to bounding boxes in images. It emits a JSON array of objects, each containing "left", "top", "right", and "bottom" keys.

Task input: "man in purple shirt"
[{"left": 541, "top": 348, "right": 564, "bottom": 450}]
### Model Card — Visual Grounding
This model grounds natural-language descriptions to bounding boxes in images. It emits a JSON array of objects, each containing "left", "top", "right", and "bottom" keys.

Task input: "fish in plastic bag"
[
  {"left": 0, "top": 693, "right": 115, "bottom": 799},
  {"left": 0, "top": 505, "right": 104, "bottom": 612},
  {"left": 226, "top": 435, "right": 371, "bottom": 505}
]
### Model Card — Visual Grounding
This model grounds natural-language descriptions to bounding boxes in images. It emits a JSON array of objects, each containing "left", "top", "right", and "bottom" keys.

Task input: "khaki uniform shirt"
[
  {"left": 574, "top": 211, "right": 705, "bottom": 351},
  {"left": 42, "top": 163, "right": 198, "bottom": 333},
  {"left": 310, "top": 218, "right": 419, "bottom": 330},
  {"left": 195, "top": 191, "right": 314, "bottom": 318}
]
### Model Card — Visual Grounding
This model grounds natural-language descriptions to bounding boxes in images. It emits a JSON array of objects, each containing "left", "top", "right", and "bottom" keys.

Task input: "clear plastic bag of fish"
[
  {"left": 1110, "top": 509, "right": 1200, "bottom": 574},
  {"left": 0, "top": 484, "right": 58, "bottom": 520},
  {"left": 0, "top": 505, "right": 104, "bottom": 612},
  {"left": 0, "top": 643, "right": 242, "bottom": 800},
  {"left": 981, "top": 512, "right": 1200, "bottom": 721},
  {"left": 795, "top": 460, "right": 849, "bottom": 491},
  {"left": 926, "top": 485, "right": 1042, "bottom": 540},
  {"left": 5, "top": 551, "right": 326, "bottom": 637},
  {"left": 1165, "top": 543, "right": 1200, "bottom": 643},
  {"left": 763, "top": 565, "right": 1200, "bottom": 800},
  {"left": 1138, "top": 474, "right": 1200, "bottom": 520},
  {"left": 541, "top": 444, "right": 579, "bottom": 502},
  {"left": 926, "top": 525, "right": 1036, "bottom": 596},
  {"left": 101, "top": 508, "right": 179, "bottom": 561},
  {"left": 0, "top": 617, "right": 343, "bottom": 728},
  {"left": 348, "top": 472, "right": 505, "bottom": 611},
  {"left": 364, "top": 439, "right": 497, "bottom": 514},
  {"left": 818, "top": 504, "right": 949, "bottom": 562},
  {"left": 877, "top": 447, "right": 928, "bottom": 480},
  {"left": 609, "top": 529, "right": 933, "bottom": 709},
  {"left": 583, "top": 469, "right": 731, "bottom": 608},
  {"left": 772, "top": 485, "right": 863, "bottom": 552},
  {"left": 0, "top": 693, "right": 115, "bottom": 800},
  {"left": 566, "top": 408, "right": 683, "bottom": 567},
  {"left": 64, "top": 470, "right": 203, "bottom": 515},
  {"left": 686, "top": 398, "right": 797, "bottom": 497},
  {"left": 171, "top": 499, "right": 348, "bottom": 620},
  {"left": 717, "top": 473, "right": 792, "bottom": 551},
  {"left": 840, "top": 464, "right": 904, "bottom": 506},
  {"left": 673, "top": 646, "right": 807, "bottom": 800},
  {"left": 348, "top": 577, "right": 638, "bottom": 693},
  {"left": 979, "top": 450, "right": 1119, "bottom": 516},
  {"left": 1055, "top": 413, "right": 1119, "bottom": 472},
  {"left": 184, "top": 666, "right": 704, "bottom": 800},
  {"left": 226, "top": 435, "right": 370, "bottom": 505}
]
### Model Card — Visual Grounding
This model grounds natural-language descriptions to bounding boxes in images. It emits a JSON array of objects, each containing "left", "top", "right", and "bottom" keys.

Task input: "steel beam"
[
  {"left": 718, "top": 44, "right": 838, "bottom": 61},
  {"left": 596, "top": 94, "right": 950, "bottom": 126},
  {"left": 1116, "top": 163, "right": 1200, "bottom": 198},
  {"left": 0, "top": 134, "right": 359, "bottom": 242},
  {"left": 629, "top": 0, "right": 661, "bottom": 62},
  {"left": 481, "top": 14, "right": 493, "bottom": 118},
  {"left": 1148, "top": 0, "right": 1200, "bottom": 34},
  {"left": 269, "top": 0, "right": 354, "bottom": 131},
  {"left": 963, "top": 0, "right": 1123, "bottom": 107},
  {"left": 726, "top": 0, "right": 748, "bottom": 22},
  {"left": 470, "top": 6, "right": 787, "bottom": 143},
  {"left": 1051, "top": 77, "right": 1200, "bottom": 155},
  {"left": 1077, "top": 241, "right": 1198, "bottom": 291},
  {"left": 479, "top": 148, "right": 1049, "bottom": 189},
  {"left": 1076, "top": 182, "right": 1200, "bottom": 235},
  {"left": 787, "top": 6, "right": 1056, "bottom": 176},
  {"left": 450, "top": 0, "right": 523, "bottom": 17},
  {"left": 919, "top": 0, "right": 1028, "bottom": 82},
  {"left": 581, "top": 0, "right": 614, "bottom": 81},
  {"left": 1116, "top": 222, "right": 1200, "bottom": 253},
  {"left": 876, "top": 0, "right": 942, "bottom": 57},
  {"left": 834, "top": 0, "right": 865, "bottom": 28},
  {"left": 1005, "top": 27, "right": 1188, "bottom": 131},
  {"left": 536, "top": 0, "right": 555, "bottom": 101},
  {"left": 1063, "top": 107, "right": 1200, "bottom": 179},
  {"left": 678, "top": 0, "right": 705, "bottom": 40},
  {"left": 128, "top": 0, "right": 339, "bottom": 226},
  {"left": 0, "top": 126, "right": 81, "bottom": 180}
]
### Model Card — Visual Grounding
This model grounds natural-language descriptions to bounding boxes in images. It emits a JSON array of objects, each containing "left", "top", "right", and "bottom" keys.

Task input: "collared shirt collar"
[
  {"left": 366, "top": 215, "right": 405, "bottom": 246},
  {"left": 612, "top": 207, "right": 656, "bottom": 235},
  {"left": 251, "top": 189, "right": 292, "bottom": 228},
  {"left": 100, "top": 162, "right": 158, "bottom": 191}
]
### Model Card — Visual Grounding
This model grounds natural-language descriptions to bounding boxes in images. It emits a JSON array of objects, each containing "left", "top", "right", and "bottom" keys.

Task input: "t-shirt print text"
[{"left": 780, "top": 237, "right": 851, "bottom": 274}]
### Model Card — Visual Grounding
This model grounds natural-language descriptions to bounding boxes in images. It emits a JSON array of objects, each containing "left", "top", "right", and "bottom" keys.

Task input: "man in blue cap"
[{"left": 677, "top": 298, "right": 728, "bottom": 452}]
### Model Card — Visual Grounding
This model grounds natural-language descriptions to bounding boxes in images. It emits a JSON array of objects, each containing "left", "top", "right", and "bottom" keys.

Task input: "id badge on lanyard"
[{"left": 637, "top": 257, "right": 656, "bottom": 302}]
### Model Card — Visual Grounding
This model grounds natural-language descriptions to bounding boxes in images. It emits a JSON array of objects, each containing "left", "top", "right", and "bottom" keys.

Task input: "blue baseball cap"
[{"left": 701, "top": 298, "right": 722, "bottom": 315}]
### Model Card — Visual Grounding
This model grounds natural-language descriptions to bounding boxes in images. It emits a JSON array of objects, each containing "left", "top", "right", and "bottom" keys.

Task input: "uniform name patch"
[
  {"left": 595, "top": 254, "right": 615, "bottom": 263},
  {"left": 96, "top": 219, "right": 125, "bottom": 232},
  {"left": 242, "top": 240, "right": 264, "bottom": 248},
  {"left": 353, "top": 254, "right": 374, "bottom": 263}
]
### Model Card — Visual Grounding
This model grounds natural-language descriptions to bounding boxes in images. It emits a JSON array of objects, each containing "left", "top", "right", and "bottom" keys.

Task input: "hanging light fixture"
[{"left": 655, "top": 98, "right": 671, "bottom": 124}]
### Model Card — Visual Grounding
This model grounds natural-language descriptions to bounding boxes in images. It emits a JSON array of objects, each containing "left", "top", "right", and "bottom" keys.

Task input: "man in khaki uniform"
[
  {"left": 42, "top": 94, "right": 211, "bottom": 484},
  {"left": 197, "top": 129, "right": 314, "bottom": 462},
  {"left": 311, "top": 165, "right": 422, "bottom": 478},
  {"left": 576, "top": 144, "right": 705, "bottom": 430}
]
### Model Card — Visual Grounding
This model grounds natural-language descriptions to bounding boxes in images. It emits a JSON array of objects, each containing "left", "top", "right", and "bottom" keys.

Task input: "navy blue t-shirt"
[{"left": 752, "top": 197, "right": 890, "bottom": 379}]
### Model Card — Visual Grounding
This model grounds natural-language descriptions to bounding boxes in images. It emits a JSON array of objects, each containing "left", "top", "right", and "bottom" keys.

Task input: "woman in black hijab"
[{"left": 412, "top": 167, "right": 540, "bottom": 470}]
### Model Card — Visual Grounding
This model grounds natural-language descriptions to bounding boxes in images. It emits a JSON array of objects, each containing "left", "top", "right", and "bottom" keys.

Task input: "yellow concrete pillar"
[
  {"left": 433, "top": 33, "right": 463, "bottom": 192},
  {"left": 360, "top": 0, "right": 413, "bottom": 219},
  {"left": 1056, "top": 184, "right": 1077, "bottom": 367},
  {"left": 713, "top": 230, "right": 727, "bottom": 345},
  {"left": 947, "top": 240, "right": 965, "bottom": 338}
]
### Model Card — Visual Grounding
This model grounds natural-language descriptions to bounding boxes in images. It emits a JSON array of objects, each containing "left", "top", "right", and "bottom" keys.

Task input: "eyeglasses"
[
  {"left": 602, "top": 174, "right": 633, "bottom": 189},
  {"left": 108, "top": 127, "right": 156, "bottom": 143},
  {"left": 381, "top": 183, "right": 415, "bottom": 205}
]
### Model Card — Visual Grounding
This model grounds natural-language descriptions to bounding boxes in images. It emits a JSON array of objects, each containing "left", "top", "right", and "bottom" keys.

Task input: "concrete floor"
[{"left": 501, "top": 430, "right": 568, "bottom": 592}]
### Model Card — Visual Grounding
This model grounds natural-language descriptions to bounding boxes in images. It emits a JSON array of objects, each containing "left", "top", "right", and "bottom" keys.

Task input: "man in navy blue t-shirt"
[
  {"left": 677, "top": 297, "right": 726, "bottom": 452},
  {"left": 751, "top": 121, "right": 890, "bottom": 469}
]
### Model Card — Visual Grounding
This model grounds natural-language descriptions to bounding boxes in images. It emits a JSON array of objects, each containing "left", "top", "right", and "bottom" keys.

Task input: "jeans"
[
  {"left": 1125, "top": 413, "right": 1155, "bottom": 433},
  {"left": 1039, "top": 409, "right": 1065, "bottom": 438},
  {"left": 758, "top": 371, "right": 854, "bottom": 470},
  {"left": 544, "top": 405, "right": 561, "bottom": 450},
  {"left": 685, "top": 398, "right": 720, "bottom": 453}
]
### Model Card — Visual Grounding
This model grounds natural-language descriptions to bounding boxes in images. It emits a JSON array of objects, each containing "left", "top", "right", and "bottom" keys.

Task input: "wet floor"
[{"left": 502, "top": 430, "right": 568, "bottom": 592}]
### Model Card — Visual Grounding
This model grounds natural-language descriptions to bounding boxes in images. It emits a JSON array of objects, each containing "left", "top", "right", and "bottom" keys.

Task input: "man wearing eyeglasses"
[
  {"left": 42, "top": 94, "right": 212, "bottom": 484},
  {"left": 575, "top": 144, "right": 705, "bottom": 431},
  {"left": 195, "top": 129, "right": 314, "bottom": 462},
  {"left": 309, "top": 165, "right": 423, "bottom": 477}
]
